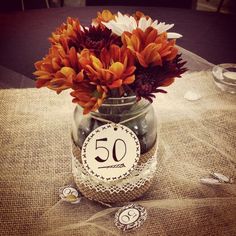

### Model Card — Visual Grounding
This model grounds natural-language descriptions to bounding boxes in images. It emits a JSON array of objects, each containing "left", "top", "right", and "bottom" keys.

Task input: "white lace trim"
[{"left": 72, "top": 155, "right": 157, "bottom": 194}]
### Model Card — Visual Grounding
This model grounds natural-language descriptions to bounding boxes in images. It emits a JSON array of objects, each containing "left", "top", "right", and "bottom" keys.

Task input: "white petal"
[
  {"left": 200, "top": 178, "right": 221, "bottom": 185},
  {"left": 167, "top": 32, "right": 183, "bottom": 39},
  {"left": 117, "top": 11, "right": 123, "bottom": 18},
  {"left": 152, "top": 19, "right": 158, "bottom": 25},
  {"left": 102, "top": 21, "right": 113, "bottom": 30},
  {"left": 102, "top": 21, "right": 124, "bottom": 36},
  {"left": 155, "top": 22, "right": 174, "bottom": 34},
  {"left": 130, "top": 16, "right": 138, "bottom": 31},
  {"left": 164, "top": 23, "right": 174, "bottom": 31},
  {"left": 184, "top": 91, "right": 201, "bottom": 101},
  {"left": 147, "top": 18, "right": 152, "bottom": 27},
  {"left": 151, "top": 20, "right": 158, "bottom": 28},
  {"left": 211, "top": 173, "right": 230, "bottom": 183},
  {"left": 119, "top": 23, "right": 130, "bottom": 32},
  {"left": 138, "top": 17, "right": 147, "bottom": 31},
  {"left": 110, "top": 24, "right": 124, "bottom": 36},
  {"left": 104, "top": 13, "right": 181, "bottom": 38},
  {"left": 120, "top": 14, "right": 128, "bottom": 24},
  {"left": 152, "top": 22, "right": 161, "bottom": 32}
]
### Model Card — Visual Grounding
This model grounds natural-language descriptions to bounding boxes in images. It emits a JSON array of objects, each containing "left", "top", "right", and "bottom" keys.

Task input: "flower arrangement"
[{"left": 34, "top": 10, "right": 187, "bottom": 114}]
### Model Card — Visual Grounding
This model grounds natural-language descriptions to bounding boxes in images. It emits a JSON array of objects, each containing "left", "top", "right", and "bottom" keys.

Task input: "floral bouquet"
[
  {"left": 34, "top": 10, "right": 187, "bottom": 203},
  {"left": 34, "top": 10, "right": 186, "bottom": 114}
]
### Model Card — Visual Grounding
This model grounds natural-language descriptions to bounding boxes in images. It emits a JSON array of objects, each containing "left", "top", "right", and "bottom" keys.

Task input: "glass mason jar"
[
  {"left": 72, "top": 96, "right": 157, "bottom": 155},
  {"left": 71, "top": 96, "right": 158, "bottom": 203}
]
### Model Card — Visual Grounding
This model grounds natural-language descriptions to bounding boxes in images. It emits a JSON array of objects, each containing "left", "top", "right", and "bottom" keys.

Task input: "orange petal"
[
  {"left": 161, "top": 78, "right": 175, "bottom": 87},
  {"left": 36, "top": 79, "right": 49, "bottom": 88},
  {"left": 109, "top": 62, "right": 124, "bottom": 78},
  {"left": 131, "top": 34, "right": 140, "bottom": 52},
  {"left": 33, "top": 70, "right": 50, "bottom": 76},
  {"left": 101, "top": 10, "right": 113, "bottom": 21},
  {"left": 109, "top": 44, "right": 121, "bottom": 62},
  {"left": 151, "top": 53, "right": 162, "bottom": 66},
  {"left": 101, "top": 69, "right": 112, "bottom": 81},
  {"left": 136, "top": 52, "right": 148, "bottom": 67},
  {"left": 96, "top": 98, "right": 103, "bottom": 107},
  {"left": 37, "top": 74, "right": 52, "bottom": 80},
  {"left": 108, "top": 79, "right": 122, "bottom": 88},
  {"left": 62, "top": 58, "right": 70, "bottom": 67},
  {"left": 51, "top": 59, "right": 60, "bottom": 71},
  {"left": 133, "top": 28, "right": 145, "bottom": 42},
  {"left": 165, "top": 47, "right": 178, "bottom": 61},
  {"left": 123, "top": 75, "right": 135, "bottom": 84},
  {"left": 142, "top": 43, "right": 160, "bottom": 62},
  {"left": 83, "top": 107, "right": 92, "bottom": 115},
  {"left": 100, "top": 48, "right": 110, "bottom": 67},
  {"left": 91, "top": 55, "right": 103, "bottom": 70},
  {"left": 123, "top": 66, "right": 136, "bottom": 76},
  {"left": 69, "top": 47, "right": 78, "bottom": 69},
  {"left": 41, "top": 63, "right": 54, "bottom": 73},
  {"left": 145, "top": 28, "right": 158, "bottom": 45},
  {"left": 85, "top": 65, "right": 100, "bottom": 77},
  {"left": 34, "top": 61, "right": 42, "bottom": 70},
  {"left": 60, "top": 67, "right": 76, "bottom": 77},
  {"left": 79, "top": 57, "right": 91, "bottom": 68},
  {"left": 122, "top": 34, "right": 133, "bottom": 49},
  {"left": 75, "top": 70, "right": 84, "bottom": 82}
]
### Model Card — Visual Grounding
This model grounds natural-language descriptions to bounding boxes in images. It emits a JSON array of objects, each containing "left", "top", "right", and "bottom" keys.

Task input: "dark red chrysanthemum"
[
  {"left": 81, "top": 26, "right": 122, "bottom": 55},
  {"left": 64, "top": 25, "right": 122, "bottom": 56},
  {"left": 49, "top": 18, "right": 121, "bottom": 56},
  {"left": 132, "top": 54, "right": 187, "bottom": 102}
]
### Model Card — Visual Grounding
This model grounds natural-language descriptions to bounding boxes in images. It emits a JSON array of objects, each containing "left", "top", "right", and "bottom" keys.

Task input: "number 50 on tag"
[{"left": 81, "top": 124, "right": 140, "bottom": 182}]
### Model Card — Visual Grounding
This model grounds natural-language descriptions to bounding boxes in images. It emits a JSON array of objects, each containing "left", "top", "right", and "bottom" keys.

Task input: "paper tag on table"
[
  {"left": 59, "top": 186, "right": 81, "bottom": 204},
  {"left": 114, "top": 204, "right": 147, "bottom": 231}
]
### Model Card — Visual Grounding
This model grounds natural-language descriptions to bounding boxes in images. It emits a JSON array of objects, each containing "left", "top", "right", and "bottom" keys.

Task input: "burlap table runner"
[{"left": 0, "top": 70, "right": 236, "bottom": 235}]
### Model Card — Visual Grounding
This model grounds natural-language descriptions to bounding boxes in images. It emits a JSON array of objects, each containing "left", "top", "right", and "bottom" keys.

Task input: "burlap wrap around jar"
[{"left": 71, "top": 96, "right": 158, "bottom": 203}]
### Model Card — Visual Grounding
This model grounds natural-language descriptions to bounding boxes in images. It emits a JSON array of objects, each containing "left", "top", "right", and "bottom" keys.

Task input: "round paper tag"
[
  {"left": 81, "top": 124, "right": 140, "bottom": 181},
  {"left": 114, "top": 204, "right": 147, "bottom": 231}
]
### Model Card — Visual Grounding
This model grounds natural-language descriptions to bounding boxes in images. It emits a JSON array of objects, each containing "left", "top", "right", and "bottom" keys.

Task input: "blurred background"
[{"left": 0, "top": 0, "right": 235, "bottom": 14}]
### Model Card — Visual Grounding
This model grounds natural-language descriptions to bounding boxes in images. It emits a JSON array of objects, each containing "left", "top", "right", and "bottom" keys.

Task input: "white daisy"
[{"left": 102, "top": 12, "right": 182, "bottom": 39}]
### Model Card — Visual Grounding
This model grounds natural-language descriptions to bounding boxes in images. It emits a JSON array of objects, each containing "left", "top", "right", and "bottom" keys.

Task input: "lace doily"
[{"left": 72, "top": 154, "right": 157, "bottom": 194}]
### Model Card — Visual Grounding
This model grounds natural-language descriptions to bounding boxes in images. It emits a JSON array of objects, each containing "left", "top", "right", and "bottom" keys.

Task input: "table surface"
[
  {"left": 1, "top": 69, "right": 235, "bottom": 235},
  {"left": 0, "top": 6, "right": 236, "bottom": 86}
]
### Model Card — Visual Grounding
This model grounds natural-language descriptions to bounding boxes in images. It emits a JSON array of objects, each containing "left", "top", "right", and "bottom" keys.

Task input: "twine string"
[{"left": 90, "top": 109, "right": 148, "bottom": 125}]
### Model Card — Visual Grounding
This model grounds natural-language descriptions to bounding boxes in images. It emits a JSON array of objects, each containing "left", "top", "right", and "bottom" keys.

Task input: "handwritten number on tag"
[
  {"left": 82, "top": 124, "right": 140, "bottom": 181},
  {"left": 113, "top": 139, "right": 126, "bottom": 162},
  {"left": 95, "top": 138, "right": 109, "bottom": 162},
  {"left": 95, "top": 138, "right": 127, "bottom": 163}
]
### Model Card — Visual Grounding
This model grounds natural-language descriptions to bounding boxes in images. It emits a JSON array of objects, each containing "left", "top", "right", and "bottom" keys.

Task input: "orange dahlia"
[
  {"left": 79, "top": 44, "right": 136, "bottom": 89},
  {"left": 34, "top": 45, "right": 82, "bottom": 93},
  {"left": 71, "top": 82, "right": 107, "bottom": 114},
  {"left": 49, "top": 17, "right": 83, "bottom": 47},
  {"left": 122, "top": 27, "right": 178, "bottom": 68}
]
